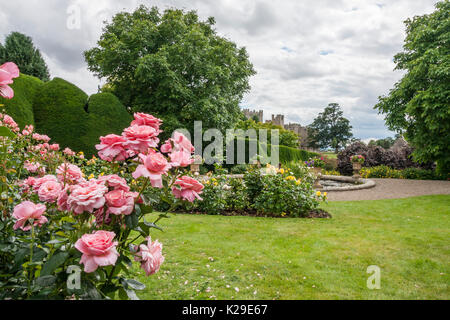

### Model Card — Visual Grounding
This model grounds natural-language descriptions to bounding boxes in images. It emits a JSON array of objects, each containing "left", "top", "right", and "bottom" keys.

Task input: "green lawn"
[
  {"left": 321, "top": 151, "right": 337, "bottom": 159},
  {"left": 131, "top": 195, "right": 450, "bottom": 300}
]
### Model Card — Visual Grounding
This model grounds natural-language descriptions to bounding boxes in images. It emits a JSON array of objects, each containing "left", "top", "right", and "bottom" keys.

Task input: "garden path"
[{"left": 326, "top": 178, "right": 450, "bottom": 201}]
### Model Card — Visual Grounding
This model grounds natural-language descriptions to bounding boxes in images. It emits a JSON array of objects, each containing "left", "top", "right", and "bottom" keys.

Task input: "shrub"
[
  {"left": 33, "top": 78, "right": 90, "bottom": 153},
  {"left": 230, "top": 164, "right": 249, "bottom": 174},
  {"left": 33, "top": 78, "right": 132, "bottom": 157},
  {"left": 0, "top": 73, "right": 43, "bottom": 128},
  {"left": 337, "top": 141, "right": 434, "bottom": 176},
  {"left": 360, "top": 166, "right": 447, "bottom": 180},
  {"left": 252, "top": 170, "right": 326, "bottom": 217}
]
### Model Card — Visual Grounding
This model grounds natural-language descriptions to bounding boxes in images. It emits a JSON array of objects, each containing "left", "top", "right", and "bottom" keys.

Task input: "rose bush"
[{"left": 0, "top": 105, "right": 203, "bottom": 299}]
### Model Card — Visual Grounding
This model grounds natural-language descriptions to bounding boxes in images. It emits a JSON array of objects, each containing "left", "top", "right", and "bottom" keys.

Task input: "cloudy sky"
[{"left": 0, "top": 0, "right": 439, "bottom": 140}]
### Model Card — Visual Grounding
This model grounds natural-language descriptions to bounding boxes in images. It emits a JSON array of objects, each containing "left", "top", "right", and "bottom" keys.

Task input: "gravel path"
[{"left": 326, "top": 178, "right": 450, "bottom": 201}]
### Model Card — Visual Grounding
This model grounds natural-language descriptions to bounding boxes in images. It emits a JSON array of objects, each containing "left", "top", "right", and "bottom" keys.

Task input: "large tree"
[
  {"left": 0, "top": 32, "right": 50, "bottom": 81},
  {"left": 84, "top": 6, "right": 256, "bottom": 137},
  {"left": 307, "top": 103, "right": 353, "bottom": 153},
  {"left": 374, "top": 1, "right": 450, "bottom": 174}
]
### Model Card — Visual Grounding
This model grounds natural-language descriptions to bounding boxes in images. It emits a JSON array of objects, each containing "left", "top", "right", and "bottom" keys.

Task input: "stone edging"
[{"left": 320, "top": 175, "right": 376, "bottom": 191}]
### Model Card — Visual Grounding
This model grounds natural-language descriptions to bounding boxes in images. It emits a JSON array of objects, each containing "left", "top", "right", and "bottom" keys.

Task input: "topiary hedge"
[
  {"left": 0, "top": 73, "right": 43, "bottom": 128},
  {"left": 82, "top": 92, "right": 133, "bottom": 156},
  {"left": 32, "top": 78, "right": 132, "bottom": 156}
]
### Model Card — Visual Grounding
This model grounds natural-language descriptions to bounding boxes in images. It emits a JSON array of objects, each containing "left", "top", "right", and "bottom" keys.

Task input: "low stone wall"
[{"left": 320, "top": 175, "right": 376, "bottom": 191}]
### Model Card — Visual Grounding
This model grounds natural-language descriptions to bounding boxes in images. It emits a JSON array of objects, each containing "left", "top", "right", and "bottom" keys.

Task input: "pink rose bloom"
[
  {"left": 18, "top": 176, "right": 37, "bottom": 193},
  {"left": 122, "top": 125, "right": 159, "bottom": 153},
  {"left": 169, "top": 150, "right": 194, "bottom": 167},
  {"left": 0, "top": 62, "right": 19, "bottom": 99},
  {"left": 132, "top": 150, "right": 171, "bottom": 188},
  {"left": 24, "top": 160, "right": 42, "bottom": 173},
  {"left": 105, "top": 189, "right": 138, "bottom": 215},
  {"left": 67, "top": 180, "right": 108, "bottom": 214},
  {"left": 172, "top": 132, "right": 194, "bottom": 153},
  {"left": 56, "top": 163, "right": 84, "bottom": 185},
  {"left": 160, "top": 140, "right": 173, "bottom": 153},
  {"left": 172, "top": 176, "right": 204, "bottom": 202},
  {"left": 57, "top": 186, "right": 73, "bottom": 211},
  {"left": 134, "top": 237, "right": 164, "bottom": 276},
  {"left": 96, "top": 134, "right": 128, "bottom": 162},
  {"left": 63, "top": 147, "right": 76, "bottom": 156},
  {"left": 32, "top": 175, "right": 58, "bottom": 192},
  {"left": 98, "top": 174, "right": 130, "bottom": 191},
  {"left": 38, "top": 180, "right": 62, "bottom": 203},
  {"left": 2, "top": 114, "right": 18, "bottom": 130},
  {"left": 75, "top": 230, "right": 119, "bottom": 273},
  {"left": 131, "top": 113, "right": 162, "bottom": 132},
  {"left": 93, "top": 207, "right": 112, "bottom": 225},
  {"left": 12, "top": 201, "right": 48, "bottom": 231},
  {"left": 49, "top": 144, "right": 60, "bottom": 151},
  {"left": 32, "top": 133, "right": 51, "bottom": 142}
]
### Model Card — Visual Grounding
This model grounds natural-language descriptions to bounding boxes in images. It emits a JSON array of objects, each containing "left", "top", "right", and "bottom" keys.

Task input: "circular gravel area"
[{"left": 326, "top": 178, "right": 450, "bottom": 201}]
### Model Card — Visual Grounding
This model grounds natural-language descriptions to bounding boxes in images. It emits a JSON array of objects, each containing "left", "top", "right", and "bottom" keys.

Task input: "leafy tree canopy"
[
  {"left": 84, "top": 5, "right": 256, "bottom": 138},
  {"left": 307, "top": 103, "right": 353, "bottom": 152},
  {"left": 374, "top": 1, "right": 450, "bottom": 174},
  {"left": 0, "top": 32, "right": 50, "bottom": 81}
]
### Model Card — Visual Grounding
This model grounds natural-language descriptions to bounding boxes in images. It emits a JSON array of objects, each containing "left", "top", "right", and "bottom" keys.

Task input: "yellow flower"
[
  {"left": 295, "top": 180, "right": 301, "bottom": 185},
  {"left": 316, "top": 191, "right": 321, "bottom": 196},
  {"left": 211, "top": 178, "right": 217, "bottom": 182},
  {"left": 205, "top": 180, "right": 210, "bottom": 185},
  {"left": 281, "top": 212, "right": 286, "bottom": 217},
  {"left": 99, "top": 172, "right": 105, "bottom": 177},
  {"left": 279, "top": 168, "right": 285, "bottom": 174},
  {"left": 213, "top": 182, "right": 218, "bottom": 186},
  {"left": 88, "top": 173, "right": 94, "bottom": 180}
]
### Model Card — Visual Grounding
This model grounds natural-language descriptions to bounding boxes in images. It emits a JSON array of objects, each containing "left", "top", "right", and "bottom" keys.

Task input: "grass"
[
  {"left": 131, "top": 195, "right": 450, "bottom": 300},
  {"left": 321, "top": 151, "right": 337, "bottom": 159}
]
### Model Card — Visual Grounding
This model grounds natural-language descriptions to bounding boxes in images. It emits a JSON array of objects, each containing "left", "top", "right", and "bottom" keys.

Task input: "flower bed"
[{"left": 0, "top": 109, "right": 204, "bottom": 299}]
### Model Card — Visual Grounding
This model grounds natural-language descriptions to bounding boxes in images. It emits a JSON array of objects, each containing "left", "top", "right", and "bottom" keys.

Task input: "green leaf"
[
  {"left": 0, "top": 126, "right": 16, "bottom": 138},
  {"left": 40, "top": 252, "right": 69, "bottom": 276},
  {"left": 125, "top": 288, "right": 139, "bottom": 300}
]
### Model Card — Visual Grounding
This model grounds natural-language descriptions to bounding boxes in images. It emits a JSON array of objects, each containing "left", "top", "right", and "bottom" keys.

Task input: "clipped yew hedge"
[
  {"left": 32, "top": 77, "right": 132, "bottom": 156},
  {"left": 0, "top": 73, "right": 43, "bottom": 128}
]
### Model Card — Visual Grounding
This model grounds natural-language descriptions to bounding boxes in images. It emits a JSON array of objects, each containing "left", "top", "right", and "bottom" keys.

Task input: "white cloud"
[{"left": 0, "top": 0, "right": 438, "bottom": 139}]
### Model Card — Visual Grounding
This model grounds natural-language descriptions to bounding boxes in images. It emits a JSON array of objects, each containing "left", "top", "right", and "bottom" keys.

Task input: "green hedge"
[
  {"left": 32, "top": 78, "right": 132, "bottom": 156},
  {"left": 226, "top": 138, "right": 319, "bottom": 165},
  {"left": 82, "top": 93, "right": 133, "bottom": 156},
  {"left": 0, "top": 73, "right": 43, "bottom": 128}
]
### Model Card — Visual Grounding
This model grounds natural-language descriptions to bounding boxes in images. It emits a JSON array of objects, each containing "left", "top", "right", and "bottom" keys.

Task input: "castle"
[{"left": 242, "top": 109, "right": 310, "bottom": 149}]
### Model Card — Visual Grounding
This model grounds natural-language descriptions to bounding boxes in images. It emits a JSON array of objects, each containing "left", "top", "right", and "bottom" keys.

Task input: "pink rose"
[
  {"left": 131, "top": 113, "right": 162, "bottom": 132},
  {"left": 24, "top": 160, "right": 42, "bottom": 173},
  {"left": 38, "top": 180, "right": 62, "bottom": 203},
  {"left": 93, "top": 207, "right": 112, "bottom": 226},
  {"left": 132, "top": 150, "right": 171, "bottom": 188},
  {"left": 75, "top": 230, "right": 119, "bottom": 273},
  {"left": 169, "top": 150, "right": 194, "bottom": 167},
  {"left": 57, "top": 186, "right": 74, "bottom": 211},
  {"left": 172, "top": 132, "right": 194, "bottom": 153},
  {"left": 96, "top": 134, "right": 128, "bottom": 162},
  {"left": 172, "top": 176, "right": 204, "bottom": 202},
  {"left": 67, "top": 180, "right": 108, "bottom": 214},
  {"left": 32, "top": 133, "right": 51, "bottom": 142},
  {"left": 98, "top": 174, "right": 130, "bottom": 191},
  {"left": 122, "top": 125, "right": 159, "bottom": 154},
  {"left": 63, "top": 147, "right": 76, "bottom": 156},
  {"left": 12, "top": 201, "right": 48, "bottom": 231},
  {"left": 134, "top": 236, "right": 164, "bottom": 276},
  {"left": 160, "top": 140, "right": 173, "bottom": 153},
  {"left": 49, "top": 144, "right": 60, "bottom": 151},
  {"left": 56, "top": 163, "right": 84, "bottom": 185},
  {"left": 32, "top": 175, "right": 58, "bottom": 192},
  {"left": 105, "top": 189, "right": 137, "bottom": 215},
  {"left": 1, "top": 114, "right": 18, "bottom": 130},
  {"left": 0, "top": 62, "right": 19, "bottom": 99}
]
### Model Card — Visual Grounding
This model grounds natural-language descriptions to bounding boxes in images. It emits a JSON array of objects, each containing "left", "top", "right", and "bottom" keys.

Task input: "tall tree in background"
[
  {"left": 375, "top": 1, "right": 450, "bottom": 174},
  {"left": 0, "top": 32, "right": 50, "bottom": 81},
  {"left": 84, "top": 6, "right": 256, "bottom": 137},
  {"left": 307, "top": 103, "right": 353, "bottom": 153}
]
